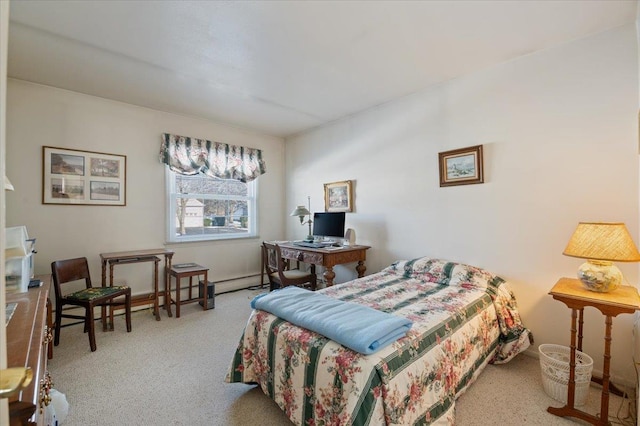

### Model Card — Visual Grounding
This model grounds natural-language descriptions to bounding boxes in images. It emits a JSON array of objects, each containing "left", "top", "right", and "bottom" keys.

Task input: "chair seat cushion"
[
  {"left": 67, "top": 286, "right": 129, "bottom": 301},
  {"left": 270, "top": 270, "right": 312, "bottom": 280}
]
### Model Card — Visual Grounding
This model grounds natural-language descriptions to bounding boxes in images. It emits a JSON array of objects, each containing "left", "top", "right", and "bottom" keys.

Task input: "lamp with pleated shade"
[
  {"left": 290, "top": 196, "right": 313, "bottom": 241},
  {"left": 563, "top": 222, "right": 640, "bottom": 292}
]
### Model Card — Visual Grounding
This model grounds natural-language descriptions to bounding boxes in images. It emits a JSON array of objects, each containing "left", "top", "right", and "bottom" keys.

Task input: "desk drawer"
[{"left": 280, "top": 247, "right": 324, "bottom": 265}]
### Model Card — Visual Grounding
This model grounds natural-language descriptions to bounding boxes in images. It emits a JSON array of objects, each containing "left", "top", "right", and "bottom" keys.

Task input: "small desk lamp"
[
  {"left": 290, "top": 196, "right": 313, "bottom": 241},
  {"left": 563, "top": 222, "right": 640, "bottom": 292}
]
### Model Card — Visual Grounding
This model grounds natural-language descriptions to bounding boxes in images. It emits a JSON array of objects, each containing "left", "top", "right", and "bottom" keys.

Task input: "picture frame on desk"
[{"left": 42, "top": 146, "right": 126, "bottom": 206}]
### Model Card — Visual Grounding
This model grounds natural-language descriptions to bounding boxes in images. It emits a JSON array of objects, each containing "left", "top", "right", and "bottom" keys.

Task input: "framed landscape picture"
[
  {"left": 324, "top": 180, "right": 353, "bottom": 212},
  {"left": 438, "top": 145, "right": 484, "bottom": 187},
  {"left": 43, "top": 146, "right": 126, "bottom": 205}
]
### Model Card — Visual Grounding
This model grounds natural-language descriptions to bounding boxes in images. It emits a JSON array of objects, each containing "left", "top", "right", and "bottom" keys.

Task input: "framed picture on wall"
[
  {"left": 438, "top": 145, "right": 484, "bottom": 187},
  {"left": 42, "top": 146, "right": 127, "bottom": 205},
  {"left": 324, "top": 180, "right": 353, "bottom": 212}
]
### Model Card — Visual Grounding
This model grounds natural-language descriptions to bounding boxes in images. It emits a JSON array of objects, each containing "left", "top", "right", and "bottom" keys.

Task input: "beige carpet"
[{"left": 48, "top": 288, "right": 635, "bottom": 425}]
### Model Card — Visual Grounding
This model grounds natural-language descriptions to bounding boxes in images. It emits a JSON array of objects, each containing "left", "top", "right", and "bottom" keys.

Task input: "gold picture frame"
[
  {"left": 42, "top": 146, "right": 127, "bottom": 206},
  {"left": 324, "top": 180, "right": 353, "bottom": 212},
  {"left": 438, "top": 145, "right": 484, "bottom": 187}
]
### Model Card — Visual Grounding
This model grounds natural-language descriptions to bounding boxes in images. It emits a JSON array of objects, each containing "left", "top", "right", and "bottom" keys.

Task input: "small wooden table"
[
  {"left": 276, "top": 243, "right": 370, "bottom": 286},
  {"left": 168, "top": 264, "right": 210, "bottom": 318},
  {"left": 548, "top": 277, "right": 640, "bottom": 425},
  {"left": 100, "top": 248, "right": 175, "bottom": 322}
]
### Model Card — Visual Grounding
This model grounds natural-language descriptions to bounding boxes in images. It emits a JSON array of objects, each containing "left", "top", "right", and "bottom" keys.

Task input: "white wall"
[
  {"left": 6, "top": 80, "right": 285, "bottom": 297},
  {"left": 286, "top": 24, "right": 640, "bottom": 384}
]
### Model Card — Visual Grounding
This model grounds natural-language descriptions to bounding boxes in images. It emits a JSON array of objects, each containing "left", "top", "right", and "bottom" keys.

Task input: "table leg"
[
  {"left": 547, "top": 308, "right": 609, "bottom": 425},
  {"left": 165, "top": 255, "right": 173, "bottom": 318},
  {"left": 548, "top": 308, "right": 578, "bottom": 414},
  {"left": 202, "top": 271, "right": 208, "bottom": 311},
  {"left": 106, "top": 262, "right": 116, "bottom": 331},
  {"left": 153, "top": 258, "right": 160, "bottom": 321},
  {"left": 577, "top": 307, "right": 584, "bottom": 351},
  {"left": 600, "top": 315, "right": 613, "bottom": 423},
  {"left": 101, "top": 260, "right": 107, "bottom": 331},
  {"left": 188, "top": 276, "right": 193, "bottom": 301},
  {"left": 176, "top": 276, "right": 181, "bottom": 319},
  {"left": 356, "top": 260, "right": 366, "bottom": 278}
]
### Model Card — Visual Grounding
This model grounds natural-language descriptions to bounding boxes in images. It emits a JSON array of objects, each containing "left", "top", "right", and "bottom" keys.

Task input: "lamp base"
[{"left": 577, "top": 260, "right": 621, "bottom": 293}]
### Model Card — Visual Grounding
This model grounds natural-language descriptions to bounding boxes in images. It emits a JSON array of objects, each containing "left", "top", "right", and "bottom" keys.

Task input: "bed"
[{"left": 226, "top": 257, "right": 531, "bottom": 425}]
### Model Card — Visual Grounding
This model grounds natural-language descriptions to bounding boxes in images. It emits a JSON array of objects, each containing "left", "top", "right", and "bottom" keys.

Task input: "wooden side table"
[
  {"left": 169, "top": 264, "right": 210, "bottom": 318},
  {"left": 100, "top": 248, "right": 175, "bottom": 322},
  {"left": 548, "top": 277, "right": 640, "bottom": 425}
]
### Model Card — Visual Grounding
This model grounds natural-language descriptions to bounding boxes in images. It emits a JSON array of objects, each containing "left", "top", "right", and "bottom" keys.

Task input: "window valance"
[{"left": 159, "top": 133, "right": 266, "bottom": 182}]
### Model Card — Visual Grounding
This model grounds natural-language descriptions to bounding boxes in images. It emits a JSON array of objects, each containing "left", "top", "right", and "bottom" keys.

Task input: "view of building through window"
[{"left": 168, "top": 173, "right": 256, "bottom": 242}]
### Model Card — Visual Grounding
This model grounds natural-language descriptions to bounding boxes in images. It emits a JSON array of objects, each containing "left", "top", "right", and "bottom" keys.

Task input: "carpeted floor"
[{"left": 47, "top": 288, "right": 635, "bottom": 425}]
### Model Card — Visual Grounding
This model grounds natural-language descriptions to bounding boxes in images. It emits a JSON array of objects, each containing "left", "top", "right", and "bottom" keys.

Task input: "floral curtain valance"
[{"left": 159, "top": 133, "right": 266, "bottom": 182}]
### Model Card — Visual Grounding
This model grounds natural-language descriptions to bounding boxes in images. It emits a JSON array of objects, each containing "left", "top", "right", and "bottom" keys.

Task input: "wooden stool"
[{"left": 169, "top": 264, "right": 210, "bottom": 318}]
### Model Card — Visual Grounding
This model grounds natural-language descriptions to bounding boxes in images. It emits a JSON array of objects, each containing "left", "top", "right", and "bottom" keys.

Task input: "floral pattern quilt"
[{"left": 226, "top": 257, "right": 531, "bottom": 425}]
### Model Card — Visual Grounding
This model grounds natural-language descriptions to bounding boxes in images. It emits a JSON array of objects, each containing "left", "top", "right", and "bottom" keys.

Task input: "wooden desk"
[
  {"left": 7, "top": 275, "right": 53, "bottom": 425},
  {"left": 168, "top": 264, "right": 209, "bottom": 318},
  {"left": 548, "top": 277, "right": 640, "bottom": 425},
  {"left": 100, "top": 249, "right": 174, "bottom": 321},
  {"left": 277, "top": 243, "right": 370, "bottom": 286}
]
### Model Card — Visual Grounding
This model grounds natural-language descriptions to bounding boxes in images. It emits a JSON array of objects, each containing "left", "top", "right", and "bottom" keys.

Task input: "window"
[{"left": 166, "top": 169, "right": 257, "bottom": 243}]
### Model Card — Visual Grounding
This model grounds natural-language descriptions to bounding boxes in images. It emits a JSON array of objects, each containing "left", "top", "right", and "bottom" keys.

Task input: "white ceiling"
[{"left": 7, "top": 1, "right": 638, "bottom": 138}]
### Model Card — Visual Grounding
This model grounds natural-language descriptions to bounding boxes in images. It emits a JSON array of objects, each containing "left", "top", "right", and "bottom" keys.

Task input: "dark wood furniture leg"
[
  {"left": 356, "top": 260, "right": 366, "bottom": 278},
  {"left": 323, "top": 266, "right": 335, "bottom": 287},
  {"left": 107, "top": 261, "right": 115, "bottom": 330},
  {"left": 153, "top": 257, "right": 160, "bottom": 321},
  {"left": 165, "top": 254, "right": 173, "bottom": 317},
  {"left": 101, "top": 259, "right": 107, "bottom": 331},
  {"left": 176, "top": 274, "right": 181, "bottom": 319},
  {"left": 201, "top": 270, "right": 208, "bottom": 310}
]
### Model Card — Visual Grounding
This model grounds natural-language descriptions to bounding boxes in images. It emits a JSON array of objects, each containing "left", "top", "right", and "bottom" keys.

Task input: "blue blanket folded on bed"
[{"left": 251, "top": 286, "right": 412, "bottom": 355}]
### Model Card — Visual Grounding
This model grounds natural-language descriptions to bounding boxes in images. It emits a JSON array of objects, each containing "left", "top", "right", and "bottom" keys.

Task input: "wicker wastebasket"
[{"left": 538, "top": 344, "right": 593, "bottom": 406}]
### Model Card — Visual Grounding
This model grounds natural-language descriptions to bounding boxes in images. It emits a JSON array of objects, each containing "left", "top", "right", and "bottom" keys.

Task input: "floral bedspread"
[{"left": 226, "top": 257, "right": 531, "bottom": 425}]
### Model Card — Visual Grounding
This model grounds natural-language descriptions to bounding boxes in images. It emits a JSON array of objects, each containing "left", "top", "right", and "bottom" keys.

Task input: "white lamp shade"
[{"left": 290, "top": 206, "right": 310, "bottom": 217}]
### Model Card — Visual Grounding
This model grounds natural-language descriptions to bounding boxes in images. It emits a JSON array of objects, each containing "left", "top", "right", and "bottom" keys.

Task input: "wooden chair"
[
  {"left": 262, "top": 242, "right": 316, "bottom": 291},
  {"left": 51, "top": 257, "right": 132, "bottom": 352}
]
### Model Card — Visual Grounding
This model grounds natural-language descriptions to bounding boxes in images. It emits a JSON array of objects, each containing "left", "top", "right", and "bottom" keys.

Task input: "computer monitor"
[{"left": 312, "top": 212, "right": 345, "bottom": 239}]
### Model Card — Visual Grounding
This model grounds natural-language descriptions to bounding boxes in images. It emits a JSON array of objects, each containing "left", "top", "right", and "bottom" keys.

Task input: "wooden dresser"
[{"left": 7, "top": 274, "right": 52, "bottom": 426}]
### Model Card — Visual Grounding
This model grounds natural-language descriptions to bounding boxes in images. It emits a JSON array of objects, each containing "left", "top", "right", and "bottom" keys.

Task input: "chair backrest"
[
  {"left": 262, "top": 242, "right": 284, "bottom": 277},
  {"left": 51, "top": 257, "right": 93, "bottom": 302}
]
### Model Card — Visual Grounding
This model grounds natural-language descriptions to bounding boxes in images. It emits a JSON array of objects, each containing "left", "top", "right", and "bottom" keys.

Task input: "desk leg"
[
  {"left": 323, "top": 266, "right": 335, "bottom": 287},
  {"left": 356, "top": 261, "right": 366, "bottom": 278}
]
